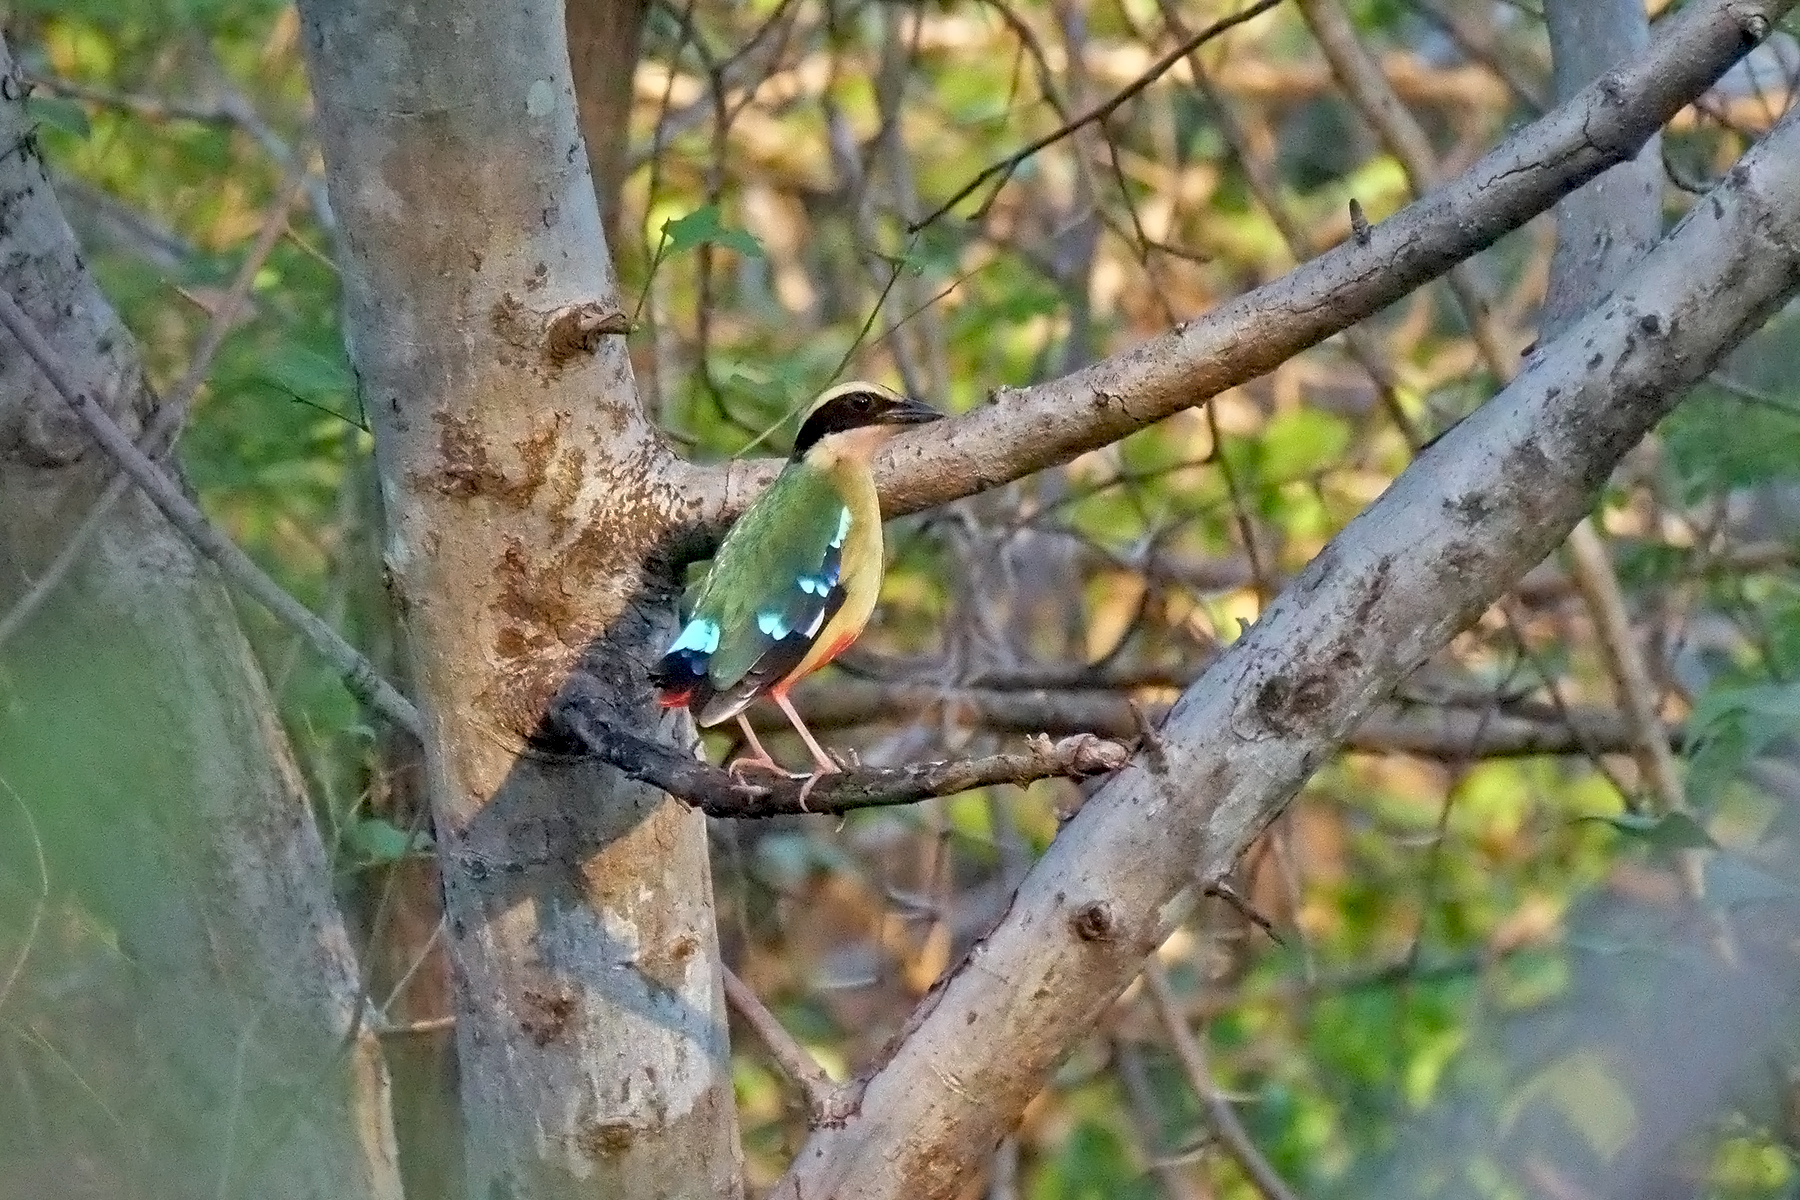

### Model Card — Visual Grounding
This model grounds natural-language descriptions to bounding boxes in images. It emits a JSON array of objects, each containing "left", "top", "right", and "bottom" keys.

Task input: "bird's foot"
[
  {"left": 795, "top": 765, "right": 841, "bottom": 813},
  {"left": 726, "top": 754, "right": 801, "bottom": 783}
]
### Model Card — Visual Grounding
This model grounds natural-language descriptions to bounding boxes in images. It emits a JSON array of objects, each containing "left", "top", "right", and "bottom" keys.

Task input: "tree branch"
[
  {"left": 721, "top": 966, "right": 854, "bottom": 1126},
  {"left": 555, "top": 696, "right": 1128, "bottom": 818},
  {"left": 0, "top": 288, "right": 423, "bottom": 736},
  {"left": 908, "top": 0, "right": 1285, "bottom": 232},
  {"left": 778, "top": 97, "right": 1800, "bottom": 1200},
  {"left": 1541, "top": 0, "right": 1689, "bottom": 819},
  {"left": 759, "top": 679, "right": 1678, "bottom": 760},
  {"left": 1300, "top": 0, "right": 1689, "bottom": 820},
  {"left": 672, "top": 0, "right": 1791, "bottom": 537},
  {"left": 1143, "top": 962, "right": 1302, "bottom": 1200}
]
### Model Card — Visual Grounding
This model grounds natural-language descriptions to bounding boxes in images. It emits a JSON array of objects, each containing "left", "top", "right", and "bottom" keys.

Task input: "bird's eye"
[{"left": 852, "top": 395, "right": 872, "bottom": 412}]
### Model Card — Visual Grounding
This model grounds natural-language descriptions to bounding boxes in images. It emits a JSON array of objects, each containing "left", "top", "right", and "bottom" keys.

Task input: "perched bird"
[{"left": 650, "top": 382, "right": 943, "bottom": 777}]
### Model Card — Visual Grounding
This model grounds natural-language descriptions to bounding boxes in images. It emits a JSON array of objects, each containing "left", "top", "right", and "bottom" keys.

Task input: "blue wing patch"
[
  {"left": 651, "top": 616, "right": 723, "bottom": 708},
  {"left": 670, "top": 617, "right": 721, "bottom": 654}
]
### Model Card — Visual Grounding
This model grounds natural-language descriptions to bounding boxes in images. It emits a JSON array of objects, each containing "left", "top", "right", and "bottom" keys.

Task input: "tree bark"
[
  {"left": 0, "top": 38, "right": 400, "bottom": 1200},
  {"left": 295, "top": 1, "right": 743, "bottom": 1196},
  {"left": 778, "top": 102, "right": 1800, "bottom": 1200}
]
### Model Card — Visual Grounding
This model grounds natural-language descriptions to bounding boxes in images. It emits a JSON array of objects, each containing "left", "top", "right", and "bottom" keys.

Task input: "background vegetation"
[{"left": 2, "top": 0, "right": 1799, "bottom": 1196}]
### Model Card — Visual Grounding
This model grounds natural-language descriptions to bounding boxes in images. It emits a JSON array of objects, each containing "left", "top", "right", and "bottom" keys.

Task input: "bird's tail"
[
  {"left": 652, "top": 616, "right": 723, "bottom": 712},
  {"left": 648, "top": 647, "right": 711, "bottom": 709}
]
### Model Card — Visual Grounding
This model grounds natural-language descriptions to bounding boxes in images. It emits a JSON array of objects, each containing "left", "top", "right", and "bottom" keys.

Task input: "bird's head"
[{"left": 791, "top": 381, "right": 943, "bottom": 463}]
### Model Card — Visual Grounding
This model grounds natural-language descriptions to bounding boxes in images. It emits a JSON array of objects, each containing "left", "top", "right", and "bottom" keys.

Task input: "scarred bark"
[{"left": 295, "top": 0, "right": 743, "bottom": 1195}]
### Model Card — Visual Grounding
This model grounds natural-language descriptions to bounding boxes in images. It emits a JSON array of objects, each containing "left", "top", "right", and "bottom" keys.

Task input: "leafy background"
[{"left": 3, "top": 0, "right": 1800, "bottom": 1197}]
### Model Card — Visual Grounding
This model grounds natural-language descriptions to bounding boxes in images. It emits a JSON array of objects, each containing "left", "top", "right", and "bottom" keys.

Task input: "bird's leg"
[
  {"left": 727, "top": 715, "right": 794, "bottom": 780},
  {"left": 773, "top": 691, "right": 841, "bottom": 775}
]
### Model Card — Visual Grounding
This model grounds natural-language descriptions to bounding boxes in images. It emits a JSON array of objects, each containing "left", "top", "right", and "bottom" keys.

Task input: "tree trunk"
[
  {"left": 0, "top": 38, "right": 400, "bottom": 1200},
  {"left": 295, "top": 0, "right": 744, "bottom": 1195}
]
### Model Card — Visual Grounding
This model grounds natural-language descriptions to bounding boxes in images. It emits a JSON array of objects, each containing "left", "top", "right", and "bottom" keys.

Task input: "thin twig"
[
  {"left": 1114, "top": 1037, "right": 1208, "bottom": 1200},
  {"left": 910, "top": 0, "right": 1285, "bottom": 231},
  {"left": 722, "top": 965, "right": 854, "bottom": 1126},
  {"left": 0, "top": 162, "right": 310, "bottom": 651},
  {"left": 0, "top": 288, "right": 422, "bottom": 736},
  {"left": 0, "top": 775, "right": 48, "bottom": 1018},
  {"left": 1143, "top": 961, "right": 1304, "bottom": 1200}
]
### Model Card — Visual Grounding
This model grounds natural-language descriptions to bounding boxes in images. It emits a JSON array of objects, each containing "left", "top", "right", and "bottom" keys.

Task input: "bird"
[{"left": 649, "top": 381, "right": 943, "bottom": 779}]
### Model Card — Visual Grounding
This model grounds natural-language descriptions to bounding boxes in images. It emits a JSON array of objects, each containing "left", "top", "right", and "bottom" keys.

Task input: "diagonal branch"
[
  {"left": 0, "top": 289, "right": 423, "bottom": 735},
  {"left": 777, "top": 96, "right": 1800, "bottom": 1200},
  {"left": 1143, "top": 961, "right": 1302, "bottom": 1200},
  {"left": 721, "top": 966, "right": 854, "bottom": 1126},
  {"left": 677, "top": 0, "right": 1790, "bottom": 536}
]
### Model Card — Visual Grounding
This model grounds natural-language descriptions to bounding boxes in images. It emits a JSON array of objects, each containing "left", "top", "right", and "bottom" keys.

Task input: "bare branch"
[
  {"left": 910, "top": 0, "right": 1285, "bottom": 232},
  {"left": 1541, "top": 0, "right": 1688, "bottom": 817},
  {"left": 721, "top": 967, "right": 855, "bottom": 1126},
  {"left": 1143, "top": 962, "right": 1302, "bottom": 1200},
  {"left": 779, "top": 99, "right": 1800, "bottom": 1200},
  {"left": 684, "top": 0, "right": 1794, "bottom": 534},
  {"left": 0, "top": 288, "right": 423, "bottom": 735},
  {"left": 0, "top": 163, "right": 309, "bottom": 651},
  {"left": 557, "top": 697, "right": 1129, "bottom": 818},
  {"left": 1300, "top": 0, "right": 1690, "bottom": 818},
  {"left": 762, "top": 679, "right": 1676, "bottom": 759}
]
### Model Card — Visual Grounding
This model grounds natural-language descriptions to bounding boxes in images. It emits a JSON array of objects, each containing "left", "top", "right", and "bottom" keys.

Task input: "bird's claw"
[
  {"left": 796, "top": 771, "right": 827, "bottom": 813},
  {"left": 726, "top": 756, "right": 800, "bottom": 784}
]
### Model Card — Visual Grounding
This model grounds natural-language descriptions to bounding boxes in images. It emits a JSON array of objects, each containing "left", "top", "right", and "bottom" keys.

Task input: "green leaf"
[
  {"left": 1231, "top": 408, "right": 1352, "bottom": 487},
  {"left": 26, "top": 96, "right": 91, "bottom": 139},
  {"left": 661, "top": 205, "right": 765, "bottom": 259},
  {"left": 346, "top": 817, "right": 429, "bottom": 864},
  {"left": 246, "top": 341, "right": 355, "bottom": 402},
  {"left": 1576, "top": 810, "right": 1717, "bottom": 851},
  {"left": 1664, "top": 388, "right": 1800, "bottom": 499}
]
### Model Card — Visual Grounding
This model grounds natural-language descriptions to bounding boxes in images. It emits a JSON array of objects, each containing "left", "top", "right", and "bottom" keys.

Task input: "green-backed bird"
[{"left": 650, "top": 382, "right": 943, "bottom": 776}]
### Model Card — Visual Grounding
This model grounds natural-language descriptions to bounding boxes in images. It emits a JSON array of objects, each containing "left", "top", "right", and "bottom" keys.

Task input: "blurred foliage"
[{"left": 2, "top": 0, "right": 1800, "bottom": 1198}]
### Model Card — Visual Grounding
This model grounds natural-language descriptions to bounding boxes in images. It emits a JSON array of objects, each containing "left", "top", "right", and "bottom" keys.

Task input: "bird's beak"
[{"left": 884, "top": 397, "right": 946, "bottom": 426}]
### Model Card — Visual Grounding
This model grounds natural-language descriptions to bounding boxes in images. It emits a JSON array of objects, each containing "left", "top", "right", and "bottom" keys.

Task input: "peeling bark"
[{"left": 295, "top": 0, "right": 742, "bottom": 1195}]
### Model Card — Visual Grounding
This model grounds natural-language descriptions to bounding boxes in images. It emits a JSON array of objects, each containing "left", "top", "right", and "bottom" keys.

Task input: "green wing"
[{"left": 682, "top": 461, "right": 851, "bottom": 719}]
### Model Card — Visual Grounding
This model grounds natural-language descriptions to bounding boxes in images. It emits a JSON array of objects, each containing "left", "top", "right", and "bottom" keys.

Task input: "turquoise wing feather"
[{"left": 650, "top": 461, "right": 851, "bottom": 724}]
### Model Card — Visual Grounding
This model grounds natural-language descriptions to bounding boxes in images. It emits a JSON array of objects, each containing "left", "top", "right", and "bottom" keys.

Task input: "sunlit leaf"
[{"left": 661, "top": 204, "right": 765, "bottom": 259}]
